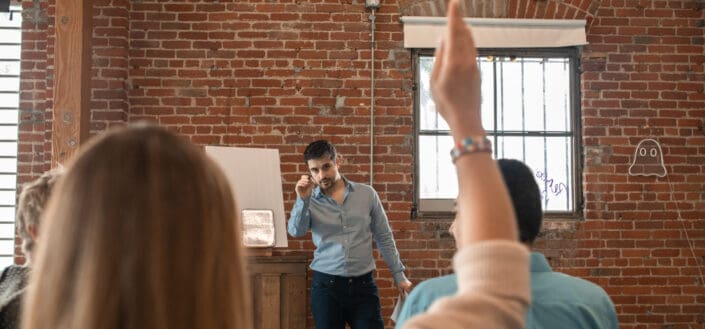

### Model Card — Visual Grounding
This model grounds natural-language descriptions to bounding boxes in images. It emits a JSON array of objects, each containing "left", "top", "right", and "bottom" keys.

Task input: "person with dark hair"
[
  {"left": 0, "top": 169, "right": 62, "bottom": 329},
  {"left": 395, "top": 159, "right": 618, "bottom": 329},
  {"left": 289, "top": 139, "right": 412, "bottom": 329}
]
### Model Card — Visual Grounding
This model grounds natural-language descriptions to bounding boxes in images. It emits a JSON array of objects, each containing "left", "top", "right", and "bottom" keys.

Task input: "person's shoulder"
[
  {"left": 534, "top": 270, "right": 614, "bottom": 307},
  {"left": 552, "top": 272, "right": 610, "bottom": 293},
  {"left": 347, "top": 179, "right": 368, "bottom": 189},
  {"left": 0, "top": 265, "right": 30, "bottom": 307},
  {"left": 346, "top": 180, "right": 377, "bottom": 194},
  {"left": 0, "top": 266, "right": 28, "bottom": 283},
  {"left": 408, "top": 274, "right": 458, "bottom": 302},
  {"left": 529, "top": 271, "right": 617, "bottom": 328}
]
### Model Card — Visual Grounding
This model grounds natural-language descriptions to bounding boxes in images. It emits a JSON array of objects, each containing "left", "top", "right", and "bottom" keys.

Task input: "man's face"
[{"left": 306, "top": 155, "right": 341, "bottom": 191}]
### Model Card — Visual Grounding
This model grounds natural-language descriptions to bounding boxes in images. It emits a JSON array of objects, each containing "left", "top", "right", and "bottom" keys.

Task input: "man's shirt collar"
[
  {"left": 312, "top": 176, "right": 353, "bottom": 199},
  {"left": 530, "top": 252, "right": 552, "bottom": 273}
]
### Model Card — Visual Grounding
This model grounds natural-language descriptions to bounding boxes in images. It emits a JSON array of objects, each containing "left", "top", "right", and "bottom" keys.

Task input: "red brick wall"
[
  {"left": 17, "top": 0, "right": 50, "bottom": 186},
  {"left": 18, "top": 0, "right": 705, "bottom": 328},
  {"left": 578, "top": 0, "right": 705, "bottom": 326},
  {"left": 16, "top": 0, "right": 50, "bottom": 264}
]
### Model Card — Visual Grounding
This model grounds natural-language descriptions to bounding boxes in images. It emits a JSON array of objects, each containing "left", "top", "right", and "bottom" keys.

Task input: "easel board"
[{"left": 205, "top": 146, "right": 288, "bottom": 248}]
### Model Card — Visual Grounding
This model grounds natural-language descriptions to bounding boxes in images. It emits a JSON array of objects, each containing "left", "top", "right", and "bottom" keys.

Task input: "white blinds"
[{"left": 400, "top": 17, "right": 587, "bottom": 49}]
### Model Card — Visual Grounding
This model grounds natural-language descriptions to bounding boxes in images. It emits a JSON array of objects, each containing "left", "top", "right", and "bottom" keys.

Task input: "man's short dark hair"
[
  {"left": 304, "top": 140, "right": 336, "bottom": 162},
  {"left": 497, "top": 159, "right": 543, "bottom": 244}
]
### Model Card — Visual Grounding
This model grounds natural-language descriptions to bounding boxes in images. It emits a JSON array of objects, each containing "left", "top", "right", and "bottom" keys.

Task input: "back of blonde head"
[
  {"left": 15, "top": 168, "right": 61, "bottom": 263},
  {"left": 22, "top": 125, "right": 252, "bottom": 329}
]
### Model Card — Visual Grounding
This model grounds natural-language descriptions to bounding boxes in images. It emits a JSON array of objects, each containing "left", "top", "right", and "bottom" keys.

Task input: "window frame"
[
  {"left": 0, "top": 6, "right": 21, "bottom": 266},
  {"left": 412, "top": 47, "right": 583, "bottom": 220}
]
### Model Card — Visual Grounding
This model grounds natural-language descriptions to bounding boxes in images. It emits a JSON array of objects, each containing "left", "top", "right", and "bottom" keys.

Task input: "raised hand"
[
  {"left": 431, "top": 0, "right": 518, "bottom": 245},
  {"left": 430, "top": 0, "right": 485, "bottom": 143},
  {"left": 295, "top": 174, "right": 315, "bottom": 199}
]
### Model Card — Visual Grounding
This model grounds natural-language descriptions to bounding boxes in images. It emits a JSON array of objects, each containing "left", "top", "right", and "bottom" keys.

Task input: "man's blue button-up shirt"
[{"left": 288, "top": 179, "right": 408, "bottom": 284}]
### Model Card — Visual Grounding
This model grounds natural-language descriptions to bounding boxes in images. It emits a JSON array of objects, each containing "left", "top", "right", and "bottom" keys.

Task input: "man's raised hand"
[{"left": 295, "top": 174, "right": 315, "bottom": 199}]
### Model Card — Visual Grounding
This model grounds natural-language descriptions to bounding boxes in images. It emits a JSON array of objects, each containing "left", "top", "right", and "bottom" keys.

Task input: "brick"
[{"left": 16, "top": 1, "right": 705, "bottom": 328}]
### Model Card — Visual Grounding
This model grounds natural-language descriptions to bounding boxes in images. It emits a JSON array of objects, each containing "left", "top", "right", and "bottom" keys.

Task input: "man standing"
[
  {"left": 395, "top": 159, "right": 618, "bottom": 329},
  {"left": 288, "top": 140, "right": 412, "bottom": 329}
]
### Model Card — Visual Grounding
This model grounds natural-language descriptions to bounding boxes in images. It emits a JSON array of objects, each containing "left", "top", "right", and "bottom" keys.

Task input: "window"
[
  {"left": 414, "top": 48, "right": 581, "bottom": 217},
  {"left": 0, "top": 7, "right": 21, "bottom": 267}
]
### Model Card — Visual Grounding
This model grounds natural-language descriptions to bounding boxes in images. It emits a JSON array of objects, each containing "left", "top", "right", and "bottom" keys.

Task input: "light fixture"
[{"left": 365, "top": 0, "right": 380, "bottom": 10}]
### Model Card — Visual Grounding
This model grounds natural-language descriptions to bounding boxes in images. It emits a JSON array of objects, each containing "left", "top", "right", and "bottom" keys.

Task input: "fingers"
[
  {"left": 446, "top": 0, "right": 477, "bottom": 62},
  {"left": 302, "top": 174, "right": 319, "bottom": 187},
  {"left": 431, "top": 36, "right": 445, "bottom": 84},
  {"left": 444, "top": 0, "right": 460, "bottom": 65},
  {"left": 296, "top": 175, "right": 311, "bottom": 189},
  {"left": 397, "top": 280, "right": 413, "bottom": 294},
  {"left": 432, "top": 0, "right": 473, "bottom": 86}
]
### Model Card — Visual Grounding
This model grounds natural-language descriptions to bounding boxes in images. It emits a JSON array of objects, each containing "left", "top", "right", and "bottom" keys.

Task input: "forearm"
[
  {"left": 376, "top": 235, "right": 407, "bottom": 284},
  {"left": 371, "top": 199, "right": 407, "bottom": 283},
  {"left": 287, "top": 197, "right": 311, "bottom": 237},
  {"left": 453, "top": 151, "right": 518, "bottom": 247}
]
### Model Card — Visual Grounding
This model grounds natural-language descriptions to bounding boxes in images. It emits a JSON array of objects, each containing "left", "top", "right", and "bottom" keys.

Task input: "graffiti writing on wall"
[{"left": 535, "top": 170, "right": 567, "bottom": 204}]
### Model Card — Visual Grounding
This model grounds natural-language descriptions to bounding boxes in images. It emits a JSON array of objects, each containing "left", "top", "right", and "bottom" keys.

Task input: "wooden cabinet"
[{"left": 247, "top": 255, "right": 308, "bottom": 329}]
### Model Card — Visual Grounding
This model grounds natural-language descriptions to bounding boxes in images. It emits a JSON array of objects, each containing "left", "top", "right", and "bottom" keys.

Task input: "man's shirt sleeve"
[
  {"left": 288, "top": 196, "right": 311, "bottom": 238},
  {"left": 369, "top": 188, "right": 408, "bottom": 284}
]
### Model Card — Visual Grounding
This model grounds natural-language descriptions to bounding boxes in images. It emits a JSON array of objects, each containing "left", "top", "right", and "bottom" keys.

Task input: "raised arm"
[
  {"left": 403, "top": 1, "right": 530, "bottom": 328},
  {"left": 287, "top": 175, "right": 315, "bottom": 237},
  {"left": 430, "top": 2, "right": 516, "bottom": 246}
]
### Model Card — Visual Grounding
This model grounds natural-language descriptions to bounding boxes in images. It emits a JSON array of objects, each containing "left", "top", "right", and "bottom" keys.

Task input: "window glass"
[{"left": 416, "top": 50, "right": 579, "bottom": 215}]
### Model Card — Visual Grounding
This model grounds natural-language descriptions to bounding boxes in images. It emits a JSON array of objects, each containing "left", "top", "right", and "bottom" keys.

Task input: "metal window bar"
[
  {"left": 499, "top": 59, "right": 505, "bottom": 158},
  {"left": 542, "top": 58, "right": 549, "bottom": 210},
  {"left": 521, "top": 58, "right": 524, "bottom": 162},
  {"left": 492, "top": 56, "right": 499, "bottom": 158},
  {"left": 563, "top": 59, "right": 573, "bottom": 210}
]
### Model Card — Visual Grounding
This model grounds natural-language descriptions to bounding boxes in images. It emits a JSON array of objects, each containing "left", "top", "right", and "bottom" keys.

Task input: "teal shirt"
[{"left": 395, "top": 252, "right": 618, "bottom": 329}]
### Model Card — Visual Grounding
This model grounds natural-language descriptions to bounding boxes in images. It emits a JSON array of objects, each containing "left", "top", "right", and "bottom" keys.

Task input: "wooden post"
[{"left": 51, "top": 0, "right": 92, "bottom": 166}]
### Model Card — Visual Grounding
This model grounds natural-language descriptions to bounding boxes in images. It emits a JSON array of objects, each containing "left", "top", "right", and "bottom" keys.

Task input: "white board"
[{"left": 205, "top": 146, "right": 288, "bottom": 248}]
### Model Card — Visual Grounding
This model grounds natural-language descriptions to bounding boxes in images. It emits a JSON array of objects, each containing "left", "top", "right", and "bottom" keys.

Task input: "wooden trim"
[{"left": 52, "top": 0, "right": 92, "bottom": 166}]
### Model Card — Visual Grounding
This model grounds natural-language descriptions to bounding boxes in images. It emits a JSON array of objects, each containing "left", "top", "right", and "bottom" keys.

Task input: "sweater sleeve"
[{"left": 402, "top": 241, "right": 531, "bottom": 329}]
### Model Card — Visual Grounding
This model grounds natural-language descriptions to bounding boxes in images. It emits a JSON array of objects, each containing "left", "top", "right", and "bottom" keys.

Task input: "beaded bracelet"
[{"left": 450, "top": 136, "right": 492, "bottom": 163}]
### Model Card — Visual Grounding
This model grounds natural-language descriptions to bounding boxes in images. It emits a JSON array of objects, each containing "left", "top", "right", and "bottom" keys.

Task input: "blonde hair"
[
  {"left": 22, "top": 125, "right": 252, "bottom": 329},
  {"left": 15, "top": 168, "right": 62, "bottom": 262}
]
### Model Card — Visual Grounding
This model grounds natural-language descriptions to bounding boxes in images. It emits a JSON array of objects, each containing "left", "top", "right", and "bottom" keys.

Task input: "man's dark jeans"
[{"left": 310, "top": 270, "right": 384, "bottom": 329}]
